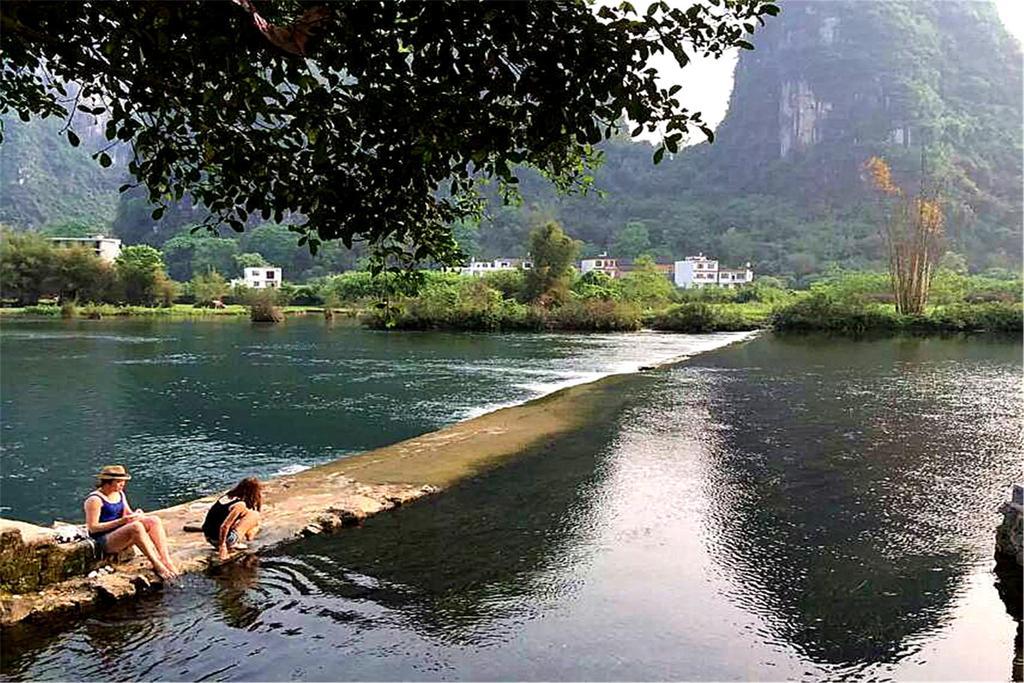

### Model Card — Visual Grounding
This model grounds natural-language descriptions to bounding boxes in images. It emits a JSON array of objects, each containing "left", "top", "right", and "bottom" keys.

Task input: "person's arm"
[
  {"left": 218, "top": 503, "right": 245, "bottom": 558},
  {"left": 84, "top": 497, "right": 129, "bottom": 535},
  {"left": 122, "top": 493, "right": 142, "bottom": 517}
]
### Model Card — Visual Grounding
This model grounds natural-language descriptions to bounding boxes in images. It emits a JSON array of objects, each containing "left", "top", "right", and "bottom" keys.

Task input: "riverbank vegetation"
[{"left": 3, "top": 227, "right": 1019, "bottom": 335}]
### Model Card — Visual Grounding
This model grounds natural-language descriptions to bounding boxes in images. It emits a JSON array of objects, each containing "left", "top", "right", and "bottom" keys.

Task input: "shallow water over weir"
[
  {"left": 0, "top": 318, "right": 746, "bottom": 523},
  {"left": 2, "top": 332, "right": 1021, "bottom": 680}
]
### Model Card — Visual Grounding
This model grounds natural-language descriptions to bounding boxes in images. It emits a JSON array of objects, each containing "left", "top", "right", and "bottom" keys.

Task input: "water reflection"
[
  {"left": 2, "top": 334, "right": 1020, "bottom": 680},
  {"left": 269, "top": 386, "right": 632, "bottom": 645},
  {"left": 995, "top": 554, "right": 1023, "bottom": 682},
  {"left": 691, "top": 335, "right": 1023, "bottom": 672}
]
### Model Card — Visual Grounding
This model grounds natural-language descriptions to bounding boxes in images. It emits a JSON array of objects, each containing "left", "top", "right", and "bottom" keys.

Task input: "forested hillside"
[
  {"left": 471, "top": 0, "right": 1022, "bottom": 277},
  {"left": 1, "top": 0, "right": 1020, "bottom": 281},
  {"left": 0, "top": 108, "right": 125, "bottom": 230}
]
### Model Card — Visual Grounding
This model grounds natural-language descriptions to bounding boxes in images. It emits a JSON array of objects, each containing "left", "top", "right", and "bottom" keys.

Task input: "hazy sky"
[{"left": 649, "top": 0, "right": 1024, "bottom": 144}]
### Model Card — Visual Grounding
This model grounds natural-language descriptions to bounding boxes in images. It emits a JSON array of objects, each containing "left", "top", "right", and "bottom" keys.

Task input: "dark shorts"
[
  {"left": 91, "top": 532, "right": 112, "bottom": 556},
  {"left": 205, "top": 530, "right": 239, "bottom": 548}
]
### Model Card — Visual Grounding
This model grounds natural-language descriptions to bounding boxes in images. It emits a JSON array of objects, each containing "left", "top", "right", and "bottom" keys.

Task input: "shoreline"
[{"left": 0, "top": 330, "right": 759, "bottom": 627}]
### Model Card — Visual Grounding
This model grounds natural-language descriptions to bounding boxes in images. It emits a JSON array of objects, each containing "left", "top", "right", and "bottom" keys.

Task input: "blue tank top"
[{"left": 86, "top": 492, "right": 125, "bottom": 535}]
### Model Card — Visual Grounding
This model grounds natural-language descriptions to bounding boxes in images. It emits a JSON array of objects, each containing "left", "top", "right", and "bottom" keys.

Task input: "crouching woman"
[
  {"left": 84, "top": 465, "right": 179, "bottom": 580},
  {"left": 202, "top": 477, "right": 263, "bottom": 560}
]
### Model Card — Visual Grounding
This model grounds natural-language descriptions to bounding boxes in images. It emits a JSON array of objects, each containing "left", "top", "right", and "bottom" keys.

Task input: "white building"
[
  {"left": 49, "top": 235, "right": 122, "bottom": 263},
  {"left": 579, "top": 256, "right": 620, "bottom": 278},
  {"left": 231, "top": 266, "right": 282, "bottom": 289},
  {"left": 461, "top": 258, "right": 532, "bottom": 277},
  {"left": 673, "top": 254, "right": 753, "bottom": 288}
]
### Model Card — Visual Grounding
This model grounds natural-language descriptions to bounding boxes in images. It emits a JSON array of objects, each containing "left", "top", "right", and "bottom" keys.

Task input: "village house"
[
  {"left": 48, "top": 235, "right": 123, "bottom": 263},
  {"left": 461, "top": 258, "right": 533, "bottom": 276},
  {"left": 580, "top": 256, "right": 674, "bottom": 280},
  {"left": 231, "top": 266, "right": 282, "bottom": 289},
  {"left": 673, "top": 254, "right": 754, "bottom": 288},
  {"left": 579, "top": 256, "right": 619, "bottom": 278}
]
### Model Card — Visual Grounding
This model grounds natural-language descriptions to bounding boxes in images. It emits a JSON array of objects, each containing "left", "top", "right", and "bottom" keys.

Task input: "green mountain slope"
[
  {"left": 1, "top": 0, "right": 1019, "bottom": 278},
  {"left": 475, "top": 0, "right": 1022, "bottom": 275},
  {"left": 0, "top": 111, "right": 127, "bottom": 230}
]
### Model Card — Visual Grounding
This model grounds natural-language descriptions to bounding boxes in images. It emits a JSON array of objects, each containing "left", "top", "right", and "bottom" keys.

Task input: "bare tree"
[{"left": 865, "top": 156, "right": 945, "bottom": 315}]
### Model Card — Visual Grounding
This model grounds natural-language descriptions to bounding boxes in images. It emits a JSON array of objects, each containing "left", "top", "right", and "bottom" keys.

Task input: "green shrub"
[
  {"left": 770, "top": 292, "right": 900, "bottom": 334},
  {"left": 547, "top": 300, "right": 642, "bottom": 331},
  {"left": 191, "top": 270, "right": 228, "bottom": 307},
  {"left": 288, "top": 284, "right": 321, "bottom": 306},
  {"left": 22, "top": 304, "right": 61, "bottom": 316},
  {"left": 653, "top": 302, "right": 717, "bottom": 332},
  {"left": 482, "top": 269, "right": 526, "bottom": 301},
  {"left": 772, "top": 292, "right": 1023, "bottom": 335},
  {"left": 651, "top": 302, "right": 766, "bottom": 332},
  {"left": 921, "top": 303, "right": 1023, "bottom": 333},
  {"left": 317, "top": 271, "right": 388, "bottom": 304},
  {"left": 672, "top": 286, "right": 738, "bottom": 304},
  {"left": 248, "top": 289, "right": 285, "bottom": 323}
]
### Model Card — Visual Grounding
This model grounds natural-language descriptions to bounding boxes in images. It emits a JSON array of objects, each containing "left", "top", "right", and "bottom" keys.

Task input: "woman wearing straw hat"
[{"left": 83, "top": 465, "right": 179, "bottom": 580}]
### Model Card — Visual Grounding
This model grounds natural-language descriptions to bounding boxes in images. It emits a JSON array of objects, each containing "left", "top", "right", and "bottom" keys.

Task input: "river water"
[
  {"left": 1, "top": 320, "right": 1021, "bottom": 680},
  {"left": 0, "top": 318, "right": 746, "bottom": 523}
]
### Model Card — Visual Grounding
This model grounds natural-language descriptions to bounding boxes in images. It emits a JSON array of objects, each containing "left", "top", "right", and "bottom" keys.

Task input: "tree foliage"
[
  {"left": 114, "top": 244, "right": 166, "bottom": 305},
  {"left": 0, "top": 229, "right": 58, "bottom": 304},
  {"left": 619, "top": 255, "right": 674, "bottom": 309},
  {"left": 865, "top": 156, "right": 945, "bottom": 315},
  {"left": 524, "top": 221, "right": 580, "bottom": 305},
  {"left": 191, "top": 269, "right": 229, "bottom": 307},
  {"left": 1, "top": 0, "right": 777, "bottom": 268}
]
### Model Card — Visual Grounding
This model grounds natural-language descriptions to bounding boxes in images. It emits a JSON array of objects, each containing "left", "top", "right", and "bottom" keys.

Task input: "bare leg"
[
  {"left": 141, "top": 516, "right": 178, "bottom": 575},
  {"left": 104, "top": 521, "right": 173, "bottom": 580},
  {"left": 232, "top": 509, "right": 261, "bottom": 543}
]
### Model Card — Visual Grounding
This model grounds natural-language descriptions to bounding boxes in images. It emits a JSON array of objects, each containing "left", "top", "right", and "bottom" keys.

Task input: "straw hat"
[{"left": 97, "top": 465, "right": 132, "bottom": 480}]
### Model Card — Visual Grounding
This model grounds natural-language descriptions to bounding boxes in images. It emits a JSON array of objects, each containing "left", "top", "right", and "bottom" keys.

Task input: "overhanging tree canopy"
[{"left": 1, "top": 0, "right": 777, "bottom": 269}]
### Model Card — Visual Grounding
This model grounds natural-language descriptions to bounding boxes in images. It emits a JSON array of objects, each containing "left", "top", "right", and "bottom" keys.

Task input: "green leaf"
[
  {"left": 653, "top": 146, "right": 665, "bottom": 164},
  {"left": 67, "top": 130, "right": 80, "bottom": 147},
  {"left": 98, "top": 152, "right": 112, "bottom": 168},
  {"left": 151, "top": 206, "right": 165, "bottom": 221}
]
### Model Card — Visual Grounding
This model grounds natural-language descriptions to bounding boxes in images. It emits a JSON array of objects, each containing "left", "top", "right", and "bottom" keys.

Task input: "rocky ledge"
[
  {"left": 0, "top": 372, "right": 633, "bottom": 628},
  {"left": 0, "top": 475, "right": 435, "bottom": 626},
  {"left": 996, "top": 484, "right": 1024, "bottom": 568}
]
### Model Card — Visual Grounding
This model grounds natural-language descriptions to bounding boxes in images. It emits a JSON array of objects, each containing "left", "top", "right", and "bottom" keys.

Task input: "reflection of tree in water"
[
  {"left": 238, "top": 381, "right": 643, "bottom": 644},
  {"left": 692, "top": 335, "right": 1023, "bottom": 667}
]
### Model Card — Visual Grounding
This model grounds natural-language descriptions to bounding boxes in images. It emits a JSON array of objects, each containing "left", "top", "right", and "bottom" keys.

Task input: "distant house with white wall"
[
  {"left": 461, "top": 258, "right": 532, "bottom": 276},
  {"left": 48, "top": 235, "right": 122, "bottom": 263},
  {"left": 231, "top": 266, "right": 282, "bottom": 289},
  {"left": 580, "top": 256, "right": 620, "bottom": 278},
  {"left": 673, "top": 254, "right": 753, "bottom": 288},
  {"left": 582, "top": 256, "right": 675, "bottom": 280}
]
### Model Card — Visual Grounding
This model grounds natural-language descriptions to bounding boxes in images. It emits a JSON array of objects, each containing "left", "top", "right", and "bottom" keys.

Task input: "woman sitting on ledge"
[
  {"left": 202, "top": 477, "right": 263, "bottom": 561},
  {"left": 84, "top": 465, "right": 179, "bottom": 580}
]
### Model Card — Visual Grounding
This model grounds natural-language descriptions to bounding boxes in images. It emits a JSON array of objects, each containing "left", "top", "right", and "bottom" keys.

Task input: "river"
[{"left": 1, "top": 319, "right": 1021, "bottom": 680}]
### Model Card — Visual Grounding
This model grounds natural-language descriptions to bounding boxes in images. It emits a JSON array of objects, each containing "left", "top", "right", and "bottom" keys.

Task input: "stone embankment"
[
  {"left": 0, "top": 476, "right": 434, "bottom": 626},
  {"left": 995, "top": 484, "right": 1023, "bottom": 568},
  {"left": 0, "top": 374, "right": 632, "bottom": 627}
]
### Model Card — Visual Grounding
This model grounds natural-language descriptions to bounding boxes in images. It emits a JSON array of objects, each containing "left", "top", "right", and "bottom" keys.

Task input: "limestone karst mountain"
[
  {"left": 474, "top": 0, "right": 1022, "bottom": 274},
  {"left": 1, "top": 0, "right": 1020, "bottom": 276}
]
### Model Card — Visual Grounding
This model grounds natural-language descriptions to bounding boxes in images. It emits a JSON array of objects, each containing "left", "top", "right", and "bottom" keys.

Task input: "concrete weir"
[{"left": 0, "top": 372, "right": 635, "bottom": 627}]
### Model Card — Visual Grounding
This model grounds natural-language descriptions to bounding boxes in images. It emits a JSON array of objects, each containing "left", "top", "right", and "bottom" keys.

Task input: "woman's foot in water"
[
  {"left": 162, "top": 556, "right": 181, "bottom": 577},
  {"left": 154, "top": 562, "right": 177, "bottom": 582}
]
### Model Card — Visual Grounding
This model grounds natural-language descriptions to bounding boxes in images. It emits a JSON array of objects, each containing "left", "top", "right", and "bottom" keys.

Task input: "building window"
[{"left": 266, "top": 270, "right": 276, "bottom": 279}]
